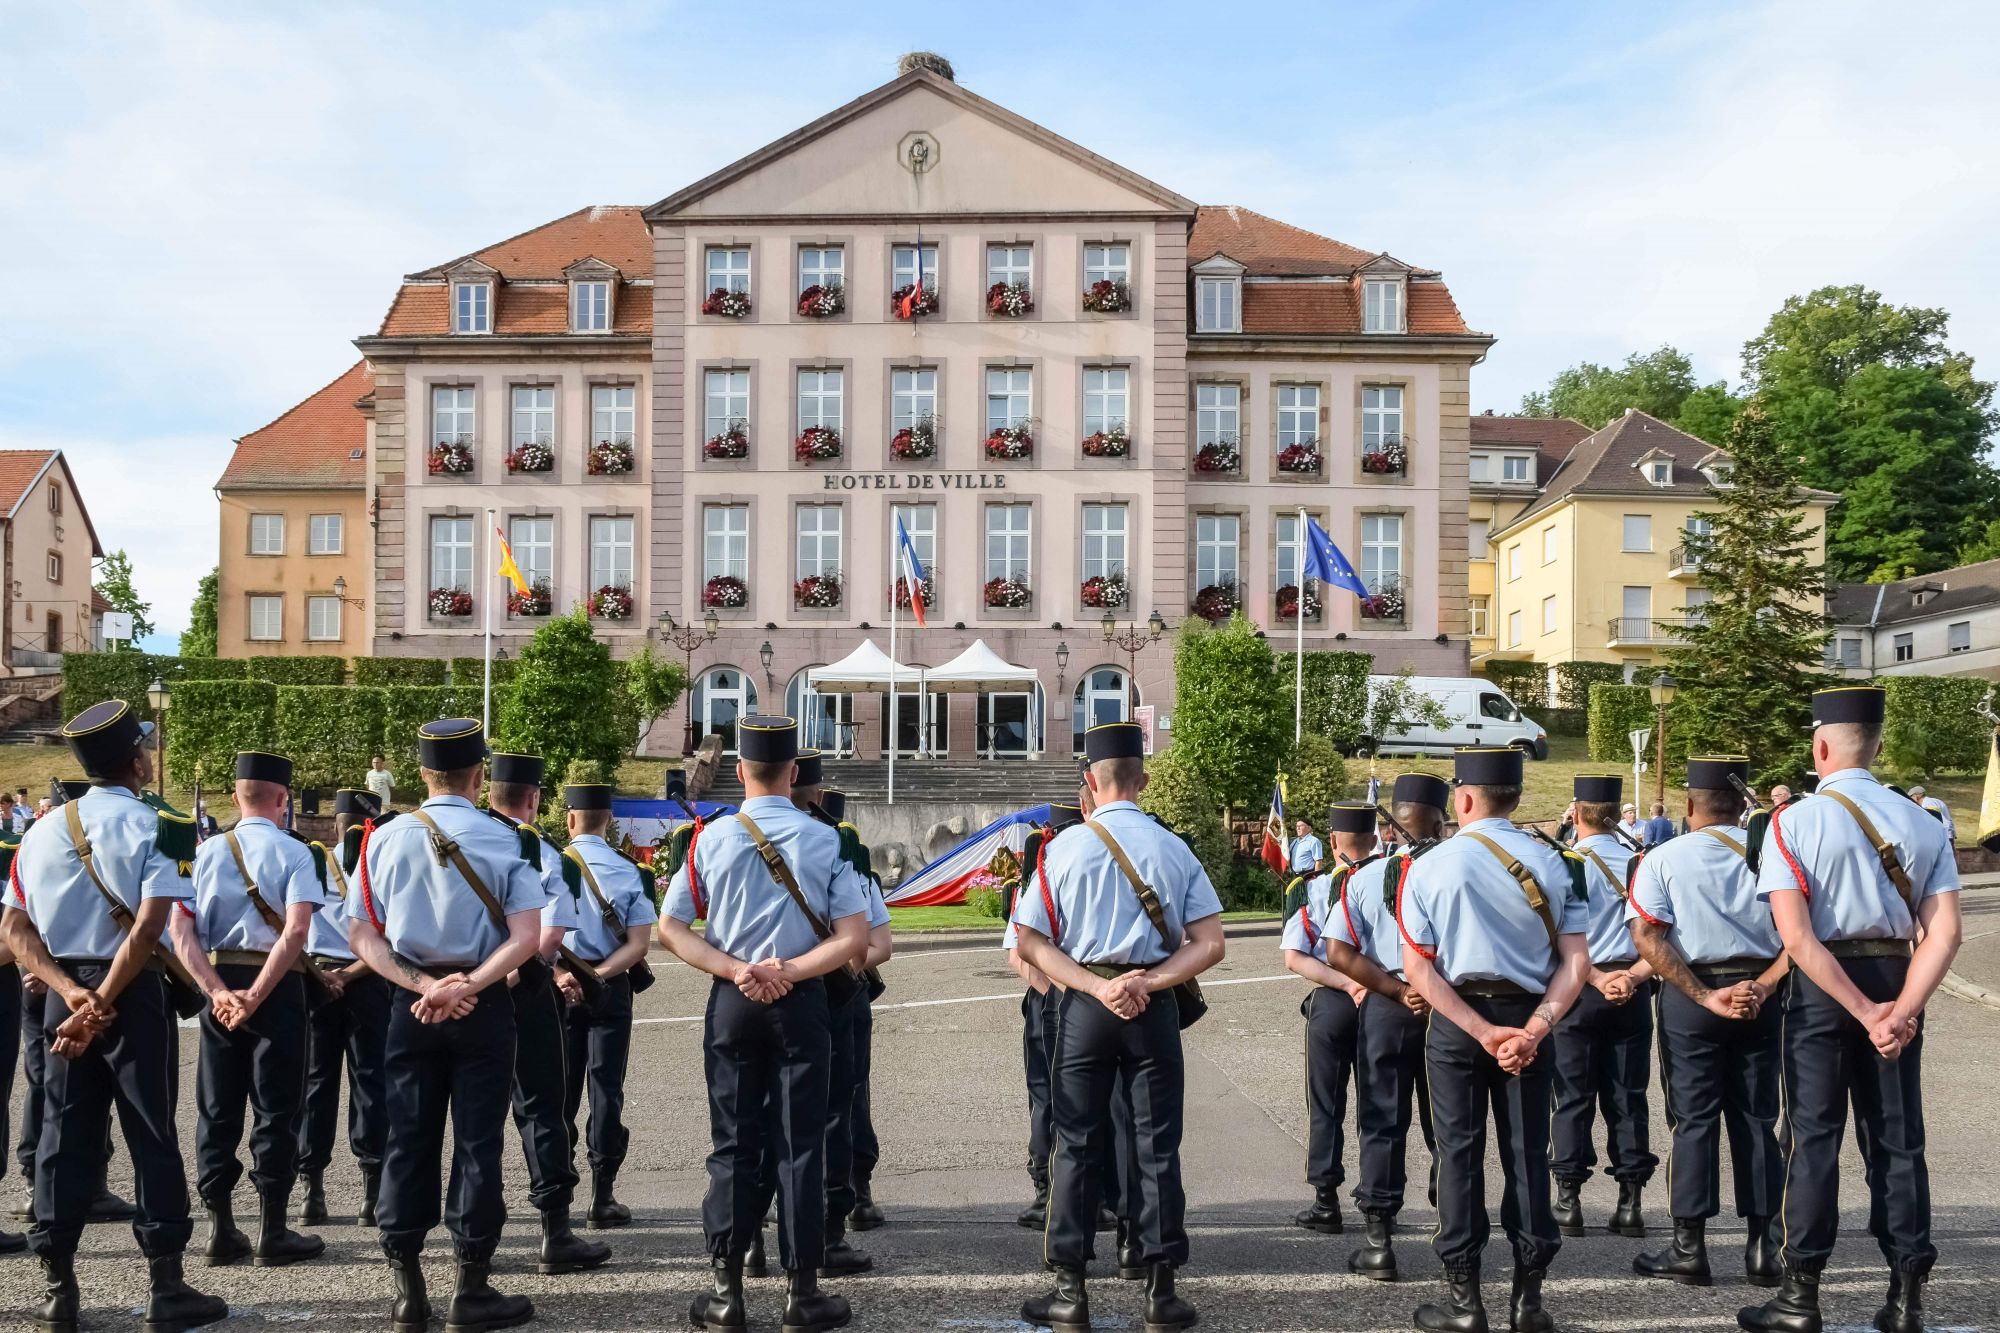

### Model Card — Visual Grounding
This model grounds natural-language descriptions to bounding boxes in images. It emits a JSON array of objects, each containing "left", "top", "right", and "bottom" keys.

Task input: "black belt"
[
  {"left": 1598, "top": 960, "right": 1639, "bottom": 973},
  {"left": 1690, "top": 956, "right": 1779, "bottom": 986},
  {"left": 1456, "top": 980, "right": 1532, "bottom": 999},
  {"left": 308, "top": 953, "right": 355, "bottom": 969},
  {"left": 1825, "top": 938, "right": 1912, "bottom": 960},
  {"left": 55, "top": 956, "right": 165, "bottom": 974},
  {"left": 1084, "top": 962, "right": 1153, "bottom": 979}
]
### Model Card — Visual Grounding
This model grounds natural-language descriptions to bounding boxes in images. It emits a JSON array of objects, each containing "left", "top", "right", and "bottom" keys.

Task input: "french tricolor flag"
[{"left": 895, "top": 511, "right": 927, "bottom": 629}]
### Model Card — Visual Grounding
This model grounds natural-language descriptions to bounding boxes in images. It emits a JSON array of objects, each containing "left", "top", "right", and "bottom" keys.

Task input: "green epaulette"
[
  {"left": 1744, "top": 808, "right": 1775, "bottom": 875},
  {"left": 515, "top": 824, "right": 542, "bottom": 871},
  {"left": 837, "top": 821, "right": 876, "bottom": 883},
  {"left": 303, "top": 839, "right": 330, "bottom": 891},
  {"left": 661, "top": 822, "right": 696, "bottom": 877},
  {"left": 1559, "top": 848, "right": 1589, "bottom": 902},
  {"left": 0, "top": 833, "right": 19, "bottom": 881},
  {"left": 560, "top": 852, "right": 583, "bottom": 900},
  {"left": 153, "top": 802, "right": 197, "bottom": 878},
  {"left": 1281, "top": 874, "right": 1310, "bottom": 918},
  {"left": 636, "top": 863, "right": 658, "bottom": 905}
]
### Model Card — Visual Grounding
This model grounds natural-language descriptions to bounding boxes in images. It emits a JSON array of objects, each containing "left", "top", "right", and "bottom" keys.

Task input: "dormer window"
[
  {"left": 1363, "top": 278, "right": 1404, "bottom": 333},
  {"left": 571, "top": 280, "right": 611, "bottom": 332},
  {"left": 1501, "top": 454, "right": 1532, "bottom": 484},
  {"left": 453, "top": 281, "right": 492, "bottom": 334},
  {"left": 1195, "top": 276, "right": 1238, "bottom": 332},
  {"left": 1648, "top": 460, "right": 1672, "bottom": 486}
]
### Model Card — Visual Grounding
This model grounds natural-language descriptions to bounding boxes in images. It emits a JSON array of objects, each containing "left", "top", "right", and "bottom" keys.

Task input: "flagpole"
[
  {"left": 1294, "top": 508, "right": 1307, "bottom": 745},
  {"left": 482, "top": 507, "right": 495, "bottom": 737},
  {"left": 887, "top": 504, "right": 899, "bottom": 808}
]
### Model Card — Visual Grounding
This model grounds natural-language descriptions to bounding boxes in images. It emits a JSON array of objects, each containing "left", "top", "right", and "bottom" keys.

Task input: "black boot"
[
  {"left": 1348, "top": 1211, "right": 1397, "bottom": 1281},
  {"left": 1634, "top": 1218, "right": 1710, "bottom": 1285},
  {"left": 254, "top": 1187, "right": 325, "bottom": 1266},
  {"left": 689, "top": 1256, "right": 748, "bottom": 1330},
  {"left": 1737, "top": 1268, "right": 1822, "bottom": 1333},
  {"left": 781, "top": 1268, "right": 851, "bottom": 1333},
  {"left": 87, "top": 1168, "right": 136, "bottom": 1224},
  {"left": 1117, "top": 1217, "right": 1145, "bottom": 1281},
  {"left": 746, "top": 1229, "right": 768, "bottom": 1279},
  {"left": 200, "top": 1198, "right": 252, "bottom": 1267},
  {"left": 1414, "top": 1268, "right": 1488, "bottom": 1332},
  {"left": 587, "top": 1170, "right": 630, "bottom": 1229},
  {"left": 1509, "top": 1268, "right": 1554, "bottom": 1333},
  {"left": 444, "top": 1253, "right": 534, "bottom": 1333},
  {"left": 1096, "top": 1203, "right": 1119, "bottom": 1233},
  {"left": 537, "top": 1205, "right": 611, "bottom": 1274},
  {"left": 36, "top": 1251, "right": 79, "bottom": 1333},
  {"left": 818, "top": 1217, "right": 874, "bottom": 1277},
  {"left": 0, "top": 1225, "right": 24, "bottom": 1254},
  {"left": 13, "top": 1179, "right": 32, "bottom": 1221},
  {"left": 1021, "top": 1265, "right": 1089, "bottom": 1333},
  {"left": 1609, "top": 1180, "right": 1646, "bottom": 1237},
  {"left": 848, "top": 1177, "right": 884, "bottom": 1232},
  {"left": 358, "top": 1165, "right": 382, "bottom": 1228},
  {"left": 142, "top": 1252, "right": 228, "bottom": 1333},
  {"left": 1145, "top": 1261, "right": 1197, "bottom": 1333},
  {"left": 1744, "top": 1215, "right": 1781, "bottom": 1288},
  {"left": 387, "top": 1247, "right": 431, "bottom": 1333},
  {"left": 1293, "top": 1184, "right": 1344, "bottom": 1234},
  {"left": 1552, "top": 1179, "right": 1583, "bottom": 1237},
  {"left": 1017, "top": 1176, "right": 1049, "bottom": 1230},
  {"left": 299, "top": 1169, "right": 328, "bottom": 1225},
  {"left": 1873, "top": 1267, "right": 1925, "bottom": 1333}
]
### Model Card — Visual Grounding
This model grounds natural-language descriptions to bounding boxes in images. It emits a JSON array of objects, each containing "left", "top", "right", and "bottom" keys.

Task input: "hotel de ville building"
[{"left": 217, "top": 58, "right": 1492, "bottom": 760}]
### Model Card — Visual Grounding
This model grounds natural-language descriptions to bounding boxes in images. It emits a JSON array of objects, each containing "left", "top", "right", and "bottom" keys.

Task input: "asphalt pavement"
[{"left": 4, "top": 926, "right": 1999, "bottom": 1332}]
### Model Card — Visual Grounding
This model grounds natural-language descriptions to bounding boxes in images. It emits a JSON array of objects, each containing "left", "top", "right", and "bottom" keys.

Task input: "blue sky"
[{"left": 3, "top": 0, "right": 1994, "bottom": 647}]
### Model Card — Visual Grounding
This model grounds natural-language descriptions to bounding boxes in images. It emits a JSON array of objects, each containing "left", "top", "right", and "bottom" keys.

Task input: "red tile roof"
[
  {"left": 1191, "top": 206, "right": 1380, "bottom": 275},
  {"left": 218, "top": 362, "right": 372, "bottom": 491},
  {"left": 1471, "top": 414, "right": 1594, "bottom": 479},
  {"left": 409, "top": 205, "right": 652, "bottom": 280},
  {"left": 379, "top": 206, "right": 654, "bottom": 338},
  {"left": 0, "top": 451, "right": 58, "bottom": 517}
]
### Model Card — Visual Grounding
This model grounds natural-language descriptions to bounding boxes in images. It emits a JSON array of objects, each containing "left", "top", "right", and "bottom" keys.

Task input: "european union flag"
[{"left": 1303, "top": 515, "right": 1369, "bottom": 597}]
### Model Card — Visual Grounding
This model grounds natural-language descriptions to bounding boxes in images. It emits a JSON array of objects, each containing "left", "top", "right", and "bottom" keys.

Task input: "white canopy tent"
[
  {"left": 804, "top": 639, "right": 924, "bottom": 694},
  {"left": 922, "top": 639, "right": 1040, "bottom": 694}
]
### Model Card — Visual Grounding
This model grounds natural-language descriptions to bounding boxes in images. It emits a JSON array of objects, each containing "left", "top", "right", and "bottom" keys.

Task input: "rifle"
[
  {"left": 1373, "top": 803, "right": 1442, "bottom": 858},
  {"left": 1729, "top": 773, "right": 1765, "bottom": 811}
]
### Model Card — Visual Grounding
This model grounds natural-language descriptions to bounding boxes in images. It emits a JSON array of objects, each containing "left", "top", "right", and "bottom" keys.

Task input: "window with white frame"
[
  {"left": 590, "top": 516, "right": 634, "bottom": 591},
  {"left": 1363, "top": 278, "right": 1402, "bottom": 333},
  {"left": 1622, "top": 514, "right": 1653, "bottom": 551},
  {"left": 798, "top": 246, "right": 843, "bottom": 295},
  {"left": 704, "top": 370, "right": 750, "bottom": 440},
  {"left": 1541, "top": 525, "right": 1558, "bottom": 565},
  {"left": 1082, "top": 503, "right": 1128, "bottom": 580},
  {"left": 1470, "top": 595, "right": 1490, "bottom": 638},
  {"left": 48, "top": 482, "right": 61, "bottom": 515},
  {"left": 1083, "top": 367, "right": 1128, "bottom": 436},
  {"left": 307, "top": 513, "right": 342, "bottom": 556},
  {"left": 796, "top": 506, "right": 842, "bottom": 578},
  {"left": 985, "top": 504, "right": 1031, "bottom": 581},
  {"left": 1508, "top": 609, "right": 1523, "bottom": 647},
  {"left": 432, "top": 384, "right": 475, "bottom": 445},
  {"left": 1542, "top": 595, "right": 1558, "bottom": 635},
  {"left": 985, "top": 367, "right": 1031, "bottom": 432},
  {"left": 1194, "top": 514, "right": 1239, "bottom": 591},
  {"left": 986, "top": 244, "right": 1032, "bottom": 290},
  {"left": 1194, "top": 382, "right": 1239, "bottom": 445},
  {"left": 1362, "top": 385, "right": 1404, "bottom": 448},
  {"left": 46, "top": 552, "right": 60, "bottom": 582},
  {"left": 249, "top": 596, "right": 282, "bottom": 641},
  {"left": 1469, "top": 453, "right": 1492, "bottom": 483},
  {"left": 452, "top": 282, "right": 491, "bottom": 334},
  {"left": 703, "top": 505, "right": 749, "bottom": 581},
  {"left": 1278, "top": 384, "right": 1320, "bottom": 447},
  {"left": 1194, "top": 276, "right": 1238, "bottom": 332},
  {"left": 891, "top": 368, "right": 937, "bottom": 433},
  {"left": 893, "top": 503, "right": 936, "bottom": 577},
  {"left": 571, "top": 280, "right": 610, "bottom": 332},
  {"left": 511, "top": 385, "right": 554, "bottom": 448},
  {"left": 307, "top": 595, "right": 341, "bottom": 642},
  {"left": 1275, "top": 512, "right": 1317, "bottom": 592},
  {"left": 706, "top": 246, "right": 750, "bottom": 295},
  {"left": 591, "top": 384, "right": 635, "bottom": 444},
  {"left": 249, "top": 513, "right": 285, "bottom": 556},
  {"left": 1894, "top": 632, "right": 1914, "bottom": 662},
  {"left": 1501, "top": 454, "right": 1531, "bottom": 483},
  {"left": 798, "top": 368, "right": 843, "bottom": 433},
  {"left": 1507, "top": 544, "right": 1521, "bottom": 581},
  {"left": 891, "top": 244, "right": 937, "bottom": 293},
  {"left": 430, "top": 516, "right": 473, "bottom": 592},
  {"left": 1468, "top": 517, "right": 1490, "bottom": 558},
  {"left": 1083, "top": 243, "right": 1130, "bottom": 288},
  {"left": 1360, "top": 513, "right": 1403, "bottom": 593},
  {"left": 1834, "top": 637, "right": 1863, "bottom": 669},
  {"left": 508, "top": 515, "right": 554, "bottom": 589},
  {"left": 1646, "top": 459, "right": 1673, "bottom": 486},
  {"left": 1949, "top": 621, "right": 1972, "bottom": 653}
]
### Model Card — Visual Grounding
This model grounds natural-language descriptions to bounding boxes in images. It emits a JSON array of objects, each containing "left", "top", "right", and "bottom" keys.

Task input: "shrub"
[
  {"left": 1170, "top": 613, "right": 1287, "bottom": 811},
  {"left": 379, "top": 686, "right": 485, "bottom": 777},
  {"left": 166, "top": 679, "right": 278, "bottom": 789},
  {"left": 1553, "top": 661, "right": 1624, "bottom": 712},
  {"left": 450, "top": 657, "right": 519, "bottom": 687},
  {"left": 245, "top": 656, "right": 347, "bottom": 686},
  {"left": 273, "top": 686, "right": 387, "bottom": 789},
  {"left": 174, "top": 658, "right": 252, "bottom": 683},
  {"left": 1587, "top": 683, "right": 1691, "bottom": 776},
  {"left": 1137, "top": 744, "right": 1233, "bottom": 892},
  {"left": 1883, "top": 676, "right": 1995, "bottom": 779},
  {"left": 1222, "top": 863, "right": 1286, "bottom": 913},
  {"left": 63, "top": 653, "right": 158, "bottom": 719},
  {"left": 1280, "top": 734, "right": 1350, "bottom": 829},
  {"left": 1298, "top": 651, "right": 1373, "bottom": 752},
  {"left": 965, "top": 885, "right": 1006, "bottom": 919},
  {"left": 353, "top": 658, "right": 449, "bottom": 687},
  {"left": 1484, "top": 659, "right": 1548, "bottom": 708},
  {"left": 495, "top": 610, "right": 627, "bottom": 788},
  {"left": 1540, "top": 707, "right": 1588, "bottom": 738}
]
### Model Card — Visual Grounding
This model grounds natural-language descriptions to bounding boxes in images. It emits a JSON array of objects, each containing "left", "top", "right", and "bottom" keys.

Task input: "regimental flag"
[
  {"left": 1261, "top": 777, "right": 1289, "bottom": 874},
  {"left": 496, "top": 526, "right": 531, "bottom": 597},
  {"left": 1980, "top": 727, "right": 2000, "bottom": 853},
  {"left": 895, "top": 511, "right": 928, "bottom": 629},
  {"left": 1302, "top": 515, "right": 1370, "bottom": 597}
]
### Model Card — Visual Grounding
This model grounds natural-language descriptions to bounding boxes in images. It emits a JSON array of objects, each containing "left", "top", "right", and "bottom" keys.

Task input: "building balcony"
[
  {"left": 1606, "top": 615, "right": 1693, "bottom": 648},
  {"left": 1667, "top": 545, "right": 1706, "bottom": 580}
]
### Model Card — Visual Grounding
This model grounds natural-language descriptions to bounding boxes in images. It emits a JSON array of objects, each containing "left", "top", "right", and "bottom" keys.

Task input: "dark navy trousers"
[
  {"left": 16, "top": 968, "right": 44, "bottom": 1183},
  {"left": 509, "top": 970, "right": 577, "bottom": 1211},
  {"left": 1303, "top": 985, "right": 1360, "bottom": 1191},
  {"left": 563, "top": 973, "right": 634, "bottom": 1178},
  {"left": 1655, "top": 980, "right": 1783, "bottom": 1221},
  {"left": 1026, "top": 985, "right": 1133, "bottom": 1212},
  {"left": 0, "top": 963, "right": 17, "bottom": 1188},
  {"left": 1352, "top": 990, "right": 1435, "bottom": 1216},
  {"left": 298, "top": 969, "right": 389, "bottom": 1178},
  {"left": 849, "top": 993, "right": 879, "bottom": 1189},
  {"left": 194, "top": 963, "right": 308, "bottom": 1203},
  {"left": 820, "top": 986, "right": 865, "bottom": 1225},
  {"left": 1549, "top": 979, "right": 1659, "bottom": 1185}
]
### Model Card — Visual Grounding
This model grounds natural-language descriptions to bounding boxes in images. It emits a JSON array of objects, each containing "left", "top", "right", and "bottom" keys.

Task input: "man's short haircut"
[
  {"left": 235, "top": 777, "right": 287, "bottom": 807},
  {"left": 1462, "top": 782, "right": 1523, "bottom": 811},
  {"left": 740, "top": 758, "right": 793, "bottom": 787},
  {"left": 371, "top": 754, "right": 385, "bottom": 762},
  {"left": 1574, "top": 800, "right": 1621, "bottom": 830},
  {"left": 571, "top": 807, "right": 614, "bottom": 835},
  {"left": 1393, "top": 801, "right": 1444, "bottom": 834},
  {"left": 421, "top": 762, "right": 484, "bottom": 795},
  {"left": 1690, "top": 787, "right": 1745, "bottom": 823},
  {"left": 487, "top": 779, "right": 536, "bottom": 810},
  {"left": 1091, "top": 756, "right": 1144, "bottom": 789},
  {"left": 1818, "top": 720, "right": 1883, "bottom": 757}
]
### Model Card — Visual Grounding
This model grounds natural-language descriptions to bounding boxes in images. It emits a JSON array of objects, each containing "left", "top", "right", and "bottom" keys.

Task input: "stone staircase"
[
  {"left": 0, "top": 679, "right": 63, "bottom": 746},
  {"left": 701, "top": 755, "right": 1080, "bottom": 807}
]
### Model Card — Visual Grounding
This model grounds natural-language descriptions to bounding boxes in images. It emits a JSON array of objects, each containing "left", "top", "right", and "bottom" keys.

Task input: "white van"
[{"left": 1357, "top": 675, "right": 1549, "bottom": 760}]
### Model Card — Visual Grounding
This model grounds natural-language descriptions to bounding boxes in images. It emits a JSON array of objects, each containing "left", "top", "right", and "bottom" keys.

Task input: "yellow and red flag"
[{"left": 496, "top": 526, "right": 531, "bottom": 597}]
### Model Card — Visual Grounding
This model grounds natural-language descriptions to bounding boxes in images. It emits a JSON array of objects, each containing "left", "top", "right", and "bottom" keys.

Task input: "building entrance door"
[{"left": 980, "top": 692, "right": 1035, "bottom": 759}]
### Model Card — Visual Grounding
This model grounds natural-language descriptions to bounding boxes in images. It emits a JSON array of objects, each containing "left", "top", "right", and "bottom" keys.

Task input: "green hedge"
[
  {"left": 1587, "top": 683, "right": 1692, "bottom": 777},
  {"left": 63, "top": 651, "right": 346, "bottom": 720},
  {"left": 451, "top": 657, "right": 518, "bottom": 687},
  {"left": 353, "top": 658, "right": 449, "bottom": 687},
  {"left": 247, "top": 656, "right": 347, "bottom": 686},
  {"left": 175, "top": 659, "right": 252, "bottom": 682},
  {"left": 273, "top": 686, "right": 387, "bottom": 789},
  {"left": 1483, "top": 660, "right": 1547, "bottom": 708},
  {"left": 1554, "top": 661, "right": 1625, "bottom": 712},
  {"left": 1541, "top": 707, "right": 1588, "bottom": 738},
  {"left": 1298, "top": 651, "right": 1373, "bottom": 751},
  {"left": 167, "top": 680, "right": 277, "bottom": 789},
  {"left": 380, "top": 684, "right": 512, "bottom": 776},
  {"left": 1883, "top": 676, "right": 1994, "bottom": 778}
]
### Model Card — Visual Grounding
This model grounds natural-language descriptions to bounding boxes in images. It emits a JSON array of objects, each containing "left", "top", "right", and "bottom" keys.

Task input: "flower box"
[
  {"left": 702, "top": 575, "right": 747, "bottom": 609},
  {"left": 1277, "top": 441, "right": 1322, "bottom": 475},
  {"left": 797, "top": 282, "right": 845, "bottom": 318},
  {"left": 1276, "top": 584, "right": 1322, "bottom": 621},
  {"left": 1081, "top": 425, "right": 1131, "bottom": 459},
  {"left": 894, "top": 567, "right": 934, "bottom": 610},
  {"left": 1192, "top": 440, "right": 1240, "bottom": 474},
  {"left": 429, "top": 438, "right": 475, "bottom": 475},
  {"left": 890, "top": 283, "right": 939, "bottom": 319},
  {"left": 984, "top": 574, "right": 1032, "bottom": 609},
  {"left": 508, "top": 579, "right": 553, "bottom": 617},
  {"left": 1080, "top": 571, "right": 1128, "bottom": 609},
  {"left": 700, "top": 286, "right": 751, "bottom": 318},
  {"left": 1192, "top": 582, "right": 1239, "bottom": 622},
  {"left": 986, "top": 281, "right": 1033, "bottom": 317},
  {"left": 890, "top": 417, "right": 937, "bottom": 460},
  {"left": 795, "top": 571, "right": 842, "bottom": 609},
  {"left": 1362, "top": 439, "right": 1408, "bottom": 475},
  {"left": 588, "top": 438, "right": 635, "bottom": 475},
  {"left": 590, "top": 584, "right": 634, "bottom": 620},
  {"left": 796, "top": 426, "right": 842, "bottom": 462},
  {"left": 1081, "top": 279, "right": 1131, "bottom": 314},
  {"left": 704, "top": 424, "right": 749, "bottom": 460},
  {"left": 1359, "top": 585, "right": 1406, "bottom": 621},
  {"left": 429, "top": 587, "right": 473, "bottom": 618},
  {"left": 506, "top": 439, "right": 555, "bottom": 474},
  {"left": 984, "top": 424, "right": 1034, "bottom": 461}
]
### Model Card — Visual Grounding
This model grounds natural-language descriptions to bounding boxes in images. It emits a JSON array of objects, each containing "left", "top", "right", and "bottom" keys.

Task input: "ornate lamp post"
[
  {"left": 1650, "top": 670, "right": 1677, "bottom": 809},
  {"left": 145, "top": 675, "right": 170, "bottom": 799},
  {"left": 663, "top": 608, "right": 720, "bottom": 756},
  {"left": 1101, "top": 610, "right": 1168, "bottom": 713}
]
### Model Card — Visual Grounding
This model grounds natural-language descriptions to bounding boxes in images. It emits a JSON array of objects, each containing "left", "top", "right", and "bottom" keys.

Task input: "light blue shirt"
[
  {"left": 188, "top": 816, "right": 324, "bottom": 953},
  {"left": 1572, "top": 832, "right": 1640, "bottom": 965},
  {"left": 1003, "top": 826, "right": 1073, "bottom": 950},
  {"left": 521, "top": 825, "right": 580, "bottom": 936},
  {"left": 861, "top": 874, "right": 891, "bottom": 930},
  {"left": 664, "top": 797, "right": 868, "bottom": 961},
  {"left": 1280, "top": 869, "right": 1338, "bottom": 965},
  {"left": 1010, "top": 802, "right": 1224, "bottom": 966},
  {"left": 1398, "top": 818, "right": 1588, "bottom": 991},
  {"left": 1320, "top": 855, "right": 1406, "bottom": 978},
  {"left": 1754, "top": 769, "right": 1959, "bottom": 943},
  {"left": 308, "top": 851, "right": 356, "bottom": 959},
  {"left": 355, "top": 794, "right": 543, "bottom": 968},
  {"left": 563, "top": 834, "right": 658, "bottom": 962},
  {"left": 1626, "top": 825, "right": 1782, "bottom": 963},
  {"left": 10, "top": 785, "right": 192, "bottom": 958},
  {"left": 1289, "top": 834, "right": 1325, "bottom": 874}
]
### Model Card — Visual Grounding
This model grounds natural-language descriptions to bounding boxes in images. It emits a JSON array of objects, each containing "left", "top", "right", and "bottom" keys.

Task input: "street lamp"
[
  {"left": 1054, "top": 640, "right": 1070, "bottom": 695},
  {"left": 759, "top": 639, "right": 775, "bottom": 685},
  {"left": 1101, "top": 610, "right": 1169, "bottom": 708},
  {"left": 1649, "top": 671, "right": 1677, "bottom": 808},
  {"left": 145, "top": 675, "right": 170, "bottom": 798},
  {"left": 663, "top": 610, "right": 720, "bottom": 756}
]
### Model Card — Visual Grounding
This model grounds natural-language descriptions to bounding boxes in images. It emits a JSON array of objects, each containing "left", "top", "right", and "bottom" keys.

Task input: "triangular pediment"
[
  {"left": 648, "top": 70, "right": 1194, "bottom": 220},
  {"left": 1191, "top": 254, "right": 1246, "bottom": 275},
  {"left": 563, "top": 256, "right": 619, "bottom": 278},
  {"left": 1357, "top": 253, "right": 1413, "bottom": 274},
  {"left": 443, "top": 258, "right": 499, "bottom": 280}
]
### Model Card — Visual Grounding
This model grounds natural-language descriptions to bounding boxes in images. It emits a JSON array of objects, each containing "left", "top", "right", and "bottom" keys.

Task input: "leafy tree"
[
  {"left": 495, "top": 608, "right": 626, "bottom": 789},
  {"left": 93, "top": 550, "right": 154, "bottom": 646},
  {"left": 180, "top": 568, "right": 219, "bottom": 658},
  {"left": 1516, "top": 345, "right": 1708, "bottom": 428},
  {"left": 1664, "top": 403, "right": 1830, "bottom": 784},
  {"left": 1956, "top": 516, "right": 2000, "bottom": 566},
  {"left": 1169, "top": 612, "right": 1287, "bottom": 811},
  {"left": 1672, "top": 383, "right": 1746, "bottom": 444},
  {"left": 1137, "top": 743, "right": 1234, "bottom": 892},
  {"left": 1363, "top": 669, "right": 1451, "bottom": 752},
  {"left": 1279, "top": 733, "right": 1349, "bottom": 829},
  {"left": 1743, "top": 284, "right": 1992, "bottom": 412},
  {"left": 623, "top": 643, "right": 688, "bottom": 753}
]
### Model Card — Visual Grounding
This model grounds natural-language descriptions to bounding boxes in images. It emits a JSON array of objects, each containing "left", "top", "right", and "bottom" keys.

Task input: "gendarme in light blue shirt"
[
  {"left": 1280, "top": 857, "right": 1377, "bottom": 970},
  {"left": 563, "top": 834, "right": 659, "bottom": 962},
  {"left": 1010, "top": 802, "right": 1224, "bottom": 966},
  {"left": 518, "top": 822, "right": 581, "bottom": 937},
  {"left": 1289, "top": 834, "right": 1325, "bottom": 874},
  {"left": 1627, "top": 824, "right": 1781, "bottom": 963},
  {"left": 188, "top": 816, "right": 324, "bottom": 953},
  {"left": 1398, "top": 818, "right": 1588, "bottom": 991},
  {"left": 10, "top": 785, "right": 191, "bottom": 959},
  {"left": 1320, "top": 855, "right": 1406, "bottom": 978},
  {"left": 1571, "top": 832, "right": 1640, "bottom": 966},
  {"left": 309, "top": 848, "right": 356, "bottom": 959},
  {"left": 664, "top": 797, "right": 868, "bottom": 961},
  {"left": 1754, "top": 769, "right": 1959, "bottom": 943},
  {"left": 356, "top": 794, "right": 543, "bottom": 968}
]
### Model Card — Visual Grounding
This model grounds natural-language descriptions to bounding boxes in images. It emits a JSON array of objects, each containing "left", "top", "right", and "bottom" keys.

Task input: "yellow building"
[
  {"left": 1466, "top": 415, "right": 1591, "bottom": 662},
  {"left": 1477, "top": 409, "right": 1833, "bottom": 684}
]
